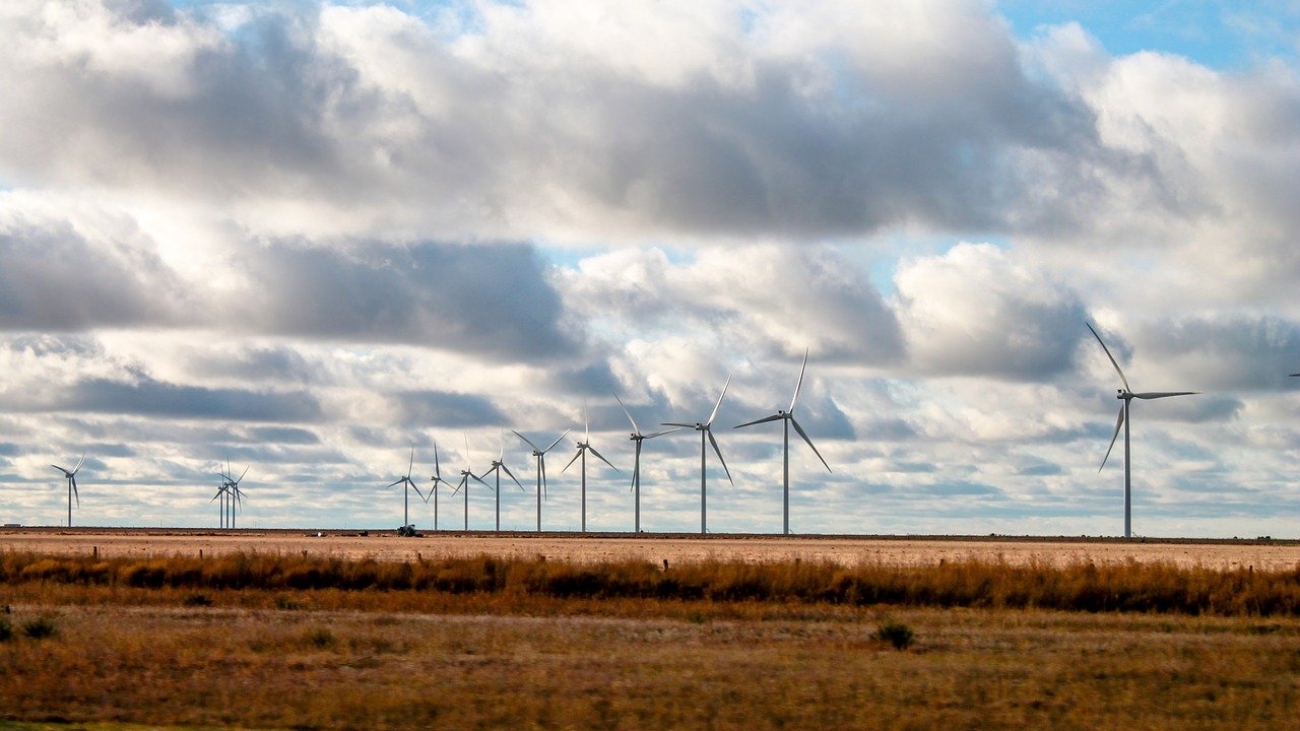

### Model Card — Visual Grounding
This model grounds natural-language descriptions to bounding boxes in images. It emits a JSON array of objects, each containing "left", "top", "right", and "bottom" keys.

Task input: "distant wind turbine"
[
  {"left": 613, "top": 393, "right": 679, "bottom": 533},
  {"left": 217, "top": 462, "right": 249, "bottom": 529},
  {"left": 1088, "top": 323, "right": 1197, "bottom": 538},
  {"left": 734, "top": 349, "right": 831, "bottom": 535},
  {"left": 210, "top": 480, "right": 229, "bottom": 529},
  {"left": 480, "top": 432, "right": 524, "bottom": 531},
  {"left": 426, "top": 440, "right": 450, "bottom": 531},
  {"left": 562, "top": 405, "right": 618, "bottom": 532},
  {"left": 51, "top": 454, "right": 85, "bottom": 528},
  {"left": 513, "top": 429, "right": 569, "bottom": 532},
  {"left": 450, "top": 434, "right": 489, "bottom": 530},
  {"left": 664, "top": 375, "right": 733, "bottom": 535},
  {"left": 386, "top": 446, "right": 425, "bottom": 530}
]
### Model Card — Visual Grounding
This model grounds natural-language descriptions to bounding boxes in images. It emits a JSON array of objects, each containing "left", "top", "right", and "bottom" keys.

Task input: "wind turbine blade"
[
  {"left": 72, "top": 453, "right": 86, "bottom": 474},
  {"left": 411, "top": 480, "right": 426, "bottom": 502},
  {"left": 707, "top": 429, "right": 733, "bottom": 485},
  {"left": 588, "top": 445, "right": 618, "bottom": 471},
  {"left": 473, "top": 473, "right": 492, "bottom": 489},
  {"left": 790, "top": 347, "right": 809, "bottom": 412},
  {"left": 512, "top": 430, "right": 541, "bottom": 452},
  {"left": 583, "top": 402, "right": 591, "bottom": 443},
  {"left": 451, "top": 475, "right": 466, "bottom": 497},
  {"left": 1086, "top": 322, "right": 1131, "bottom": 392},
  {"left": 1100, "top": 406, "right": 1125, "bottom": 471},
  {"left": 543, "top": 430, "right": 571, "bottom": 454},
  {"left": 706, "top": 374, "right": 732, "bottom": 427},
  {"left": 407, "top": 445, "right": 415, "bottom": 478},
  {"left": 1133, "top": 391, "right": 1199, "bottom": 399},
  {"left": 1291, "top": 373, "right": 1300, "bottom": 377},
  {"left": 662, "top": 422, "right": 695, "bottom": 429},
  {"left": 734, "top": 413, "right": 783, "bottom": 429},
  {"left": 540, "top": 456, "right": 549, "bottom": 499},
  {"left": 71, "top": 476, "right": 79, "bottom": 507},
  {"left": 561, "top": 449, "right": 581, "bottom": 473},
  {"left": 501, "top": 464, "right": 524, "bottom": 489},
  {"left": 498, "top": 431, "right": 506, "bottom": 461},
  {"left": 236, "top": 466, "right": 249, "bottom": 483},
  {"left": 644, "top": 426, "right": 682, "bottom": 439},
  {"left": 791, "top": 417, "right": 831, "bottom": 472},
  {"left": 433, "top": 440, "right": 442, "bottom": 477},
  {"left": 51, "top": 464, "right": 67, "bottom": 474},
  {"left": 613, "top": 392, "right": 641, "bottom": 435},
  {"left": 386, "top": 478, "right": 406, "bottom": 488}
]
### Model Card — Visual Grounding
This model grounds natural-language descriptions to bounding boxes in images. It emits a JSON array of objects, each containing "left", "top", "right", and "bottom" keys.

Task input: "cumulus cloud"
[{"left": 895, "top": 242, "right": 1088, "bottom": 379}]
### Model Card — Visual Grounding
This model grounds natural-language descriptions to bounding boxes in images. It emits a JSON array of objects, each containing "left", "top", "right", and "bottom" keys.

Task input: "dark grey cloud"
[
  {"left": 1131, "top": 316, "right": 1300, "bottom": 391},
  {"left": 395, "top": 390, "right": 508, "bottom": 428},
  {"left": 12, "top": 373, "right": 325, "bottom": 423},
  {"left": 0, "top": 219, "right": 190, "bottom": 331},
  {"left": 234, "top": 240, "right": 577, "bottom": 359},
  {"left": 191, "top": 346, "right": 319, "bottom": 384}
]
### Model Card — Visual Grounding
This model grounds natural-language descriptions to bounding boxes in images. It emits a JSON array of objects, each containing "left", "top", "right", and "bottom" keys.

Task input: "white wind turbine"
[
  {"left": 613, "top": 393, "right": 679, "bottom": 534},
  {"left": 562, "top": 405, "right": 618, "bottom": 533},
  {"left": 513, "top": 429, "right": 569, "bottom": 532},
  {"left": 664, "top": 375, "right": 733, "bottom": 535},
  {"left": 51, "top": 454, "right": 85, "bottom": 527},
  {"left": 1088, "top": 323, "right": 1197, "bottom": 538},
  {"left": 210, "top": 480, "right": 229, "bottom": 529},
  {"left": 425, "top": 440, "right": 450, "bottom": 531},
  {"left": 450, "top": 434, "right": 489, "bottom": 530},
  {"left": 216, "top": 460, "right": 249, "bottom": 529},
  {"left": 734, "top": 349, "right": 831, "bottom": 535},
  {"left": 386, "top": 446, "right": 424, "bottom": 530},
  {"left": 480, "top": 432, "right": 524, "bottom": 531}
]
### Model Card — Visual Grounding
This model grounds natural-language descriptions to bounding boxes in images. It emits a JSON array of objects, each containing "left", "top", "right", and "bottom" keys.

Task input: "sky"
[{"left": 2, "top": 0, "right": 1300, "bottom": 537}]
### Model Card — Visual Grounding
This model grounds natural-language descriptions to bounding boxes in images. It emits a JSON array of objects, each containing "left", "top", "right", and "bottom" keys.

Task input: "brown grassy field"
[{"left": 4, "top": 531, "right": 1300, "bottom": 729}]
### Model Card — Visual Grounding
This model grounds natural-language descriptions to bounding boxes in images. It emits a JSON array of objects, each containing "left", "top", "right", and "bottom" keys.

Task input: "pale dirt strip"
[{"left": 4, "top": 529, "right": 1300, "bottom": 570}]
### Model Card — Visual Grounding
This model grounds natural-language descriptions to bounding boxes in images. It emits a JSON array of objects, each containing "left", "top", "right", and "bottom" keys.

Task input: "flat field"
[
  {"left": 4, "top": 527, "right": 1299, "bottom": 568},
  {"left": 3, "top": 529, "right": 1300, "bottom": 730}
]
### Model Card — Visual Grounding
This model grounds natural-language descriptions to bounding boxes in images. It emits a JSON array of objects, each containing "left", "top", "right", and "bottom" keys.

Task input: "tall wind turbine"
[
  {"left": 562, "top": 406, "right": 618, "bottom": 533},
  {"left": 51, "top": 454, "right": 85, "bottom": 527},
  {"left": 1088, "top": 323, "right": 1197, "bottom": 538},
  {"left": 425, "top": 440, "right": 450, "bottom": 531},
  {"left": 480, "top": 433, "right": 524, "bottom": 531},
  {"left": 210, "top": 480, "right": 229, "bottom": 528},
  {"left": 386, "top": 446, "right": 425, "bottom": 529},
  {"left": 219, "top": 463, "right": 248, "bottom": 529},
  {"left": 664, "top": 375, "right": 733, "bottom": 535},
  {"left": 450, "top": 435, "right": 489, "bottom": 530},
  {"left": 734, "top": 349, "right": 831, "bottom": 535},
  {"left": 614, "top": 394, "right": 679, "bottom": 534},
  {"left": 513, "top": 429, "right": 569, "bottom": 532}
]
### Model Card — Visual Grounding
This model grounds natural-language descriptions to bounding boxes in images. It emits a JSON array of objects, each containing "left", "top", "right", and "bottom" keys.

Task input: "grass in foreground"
[{"left": 3, "top": 550, "right": 1300, "bottom": 729}]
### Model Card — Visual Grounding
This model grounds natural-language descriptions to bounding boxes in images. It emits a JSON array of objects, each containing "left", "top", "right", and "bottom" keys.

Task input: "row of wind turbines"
[
  {"left": 387, "top": 350, "right": 830, "bottom": 535},
  {"left": 45, "top": 328, "right": 1300, "bottom": 537}
]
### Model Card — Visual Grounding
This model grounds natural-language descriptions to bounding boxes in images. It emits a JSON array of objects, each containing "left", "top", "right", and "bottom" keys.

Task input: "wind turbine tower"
[
  {"left": 513, "top": 429, "right": 569, "bottom": 532},
  {"left": 664, "top": 375, "right": 733, "bottom": 535},
  {"left": 481, "top": 433, "right": 524, "bottom": 531},
  {"left": 386, "top": 446, "right": 425, "bottom": 529},
  {"left": 614, "top": 394, "right": 678, "bottom": 533},
  {"left": 735, "top": 349, "right": 831, "bottom": 535},
  {"left": 51, "top": 454, "right": 85, "bottom": 528},
  {"left": 562, "top": 406, "right": 618, "bottom": 533},
  {"left": 427, "top": 440, "right": 450, "bottom": 531},
  {"left": 1088, "top": 323, "right": 1197, "bottom": 538},
  {"left": 451, "top": 435, "right": 488, "bottom": 530}
]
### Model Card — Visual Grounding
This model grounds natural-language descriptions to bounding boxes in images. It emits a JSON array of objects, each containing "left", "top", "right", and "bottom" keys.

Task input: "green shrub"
[
  {"left": 875, "top": 621, "right": 914, "bottom": 650},
  {"left": 22, "top": 616, "right": 57, "bottom": 640}
]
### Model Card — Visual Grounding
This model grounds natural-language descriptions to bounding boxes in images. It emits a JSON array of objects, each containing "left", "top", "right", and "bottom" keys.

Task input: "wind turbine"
[
  {"left": 734, "top": 349, "right": 831, "bottom": 535},
  {"left": 562, "top": 405, "right": 618, "bottom": 533},
  {"left": 1088, "top": 323, "right": 1197, "bottom": 538},
  {"left": 480, "top": 432, "right": 524, "bottom": 531},
  {"left": 51, "top": 454, "right": 85, "bottom": 527},
  {"left": 386, "top": 446, "right": 425, "bottom": 530},
  {"left": 218, "top": 462, "right": 249, "bottom": 529},
  {"left": 513, "top": 429, "right": 569, "bottom": 531},
  {"left": 425, "top": 440, "right": 450, "bottom": 531},
  {"left": 450, "top": 435, "right": 489, "bottom": 530},
  {"left": 210, "top": 480, "right": 229, "bottom": 528},
  {"left": 614, "top": 393, "right": 679, "bottom": 533},
  {"left": 664, "top": 375, "right": 733, "bottom": 535}
]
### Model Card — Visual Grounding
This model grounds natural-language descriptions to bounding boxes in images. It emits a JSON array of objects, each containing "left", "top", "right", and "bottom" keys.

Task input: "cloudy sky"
[{"left": 2, "top": 0, "right": 1300, "bottom": 537}]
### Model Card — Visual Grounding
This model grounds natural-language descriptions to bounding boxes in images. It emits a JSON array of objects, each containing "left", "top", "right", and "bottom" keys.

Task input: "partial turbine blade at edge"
[
  {"left": 790, "top": 417, "right": 831, "bottom": 472},
  {"left": 1133, "top": 391, "right": 1198, "bottom": 399},
  {"left": 1086, "top": 322, "right": 1131, "bottom": 393},
  {"left": 734, "top": 413, "right": 782, "bottom": 429},
  {"left": 707, "top": 429, "right": 733, "bottom": 485},
  {"left": 1100, "top": 406, "right": 1125, "bottom": 472}
]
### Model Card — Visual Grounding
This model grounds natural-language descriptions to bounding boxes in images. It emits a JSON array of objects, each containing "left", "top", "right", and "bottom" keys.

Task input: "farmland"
[{"left": 3, "top": 529, "right": 1300, "bottom": 729}]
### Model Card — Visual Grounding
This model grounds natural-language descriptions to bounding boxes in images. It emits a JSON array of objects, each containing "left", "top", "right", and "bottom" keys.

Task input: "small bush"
[
  {"left": 875, "top": 621, "right": 914, "bottom": 650},
  {"left": 183, "top": 593, "right": 213, "bottom": 607},
  {"left": 22, "top": 616, "right": 57, "bottom": 640},
  {"left": 305, "top": 627, "right": 335, "bottom": 649},
  {"left": 0, "top": 617, "right": 11, "bottom": 642}
]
